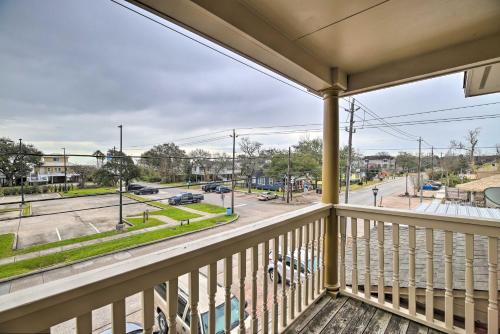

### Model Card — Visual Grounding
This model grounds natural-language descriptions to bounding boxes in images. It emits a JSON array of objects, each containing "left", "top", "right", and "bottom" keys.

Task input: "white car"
[
  {"left": 154, "top": 273, "right": 250, "bottom": 334},
  {"left": 267, "top": 249, "right": 317, "bottom": 284}
]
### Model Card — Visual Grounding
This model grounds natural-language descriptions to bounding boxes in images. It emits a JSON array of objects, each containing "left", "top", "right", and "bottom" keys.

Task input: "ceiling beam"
[
  {"left": 346, "top": 33, "right": 500, "bottom": 95},
  {"left": 129, "top": 0, "right": 336, "bottom": 92}
]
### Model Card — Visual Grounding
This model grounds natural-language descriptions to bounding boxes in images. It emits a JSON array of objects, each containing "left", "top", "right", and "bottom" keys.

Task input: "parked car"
[
  {"left": 168, "top": 192, "right": 204, "bottom": 205},
  {"left": 422, "top": 183, "right": 440, "bottom": 191},
  {"left": 215, "top": 185, "right": 231, "bottom": 193},
  {"left": 268, "top": 249, "right": 317, "bottom": 284},
  {"left": 99, "top": 322, "right": 143, "bottom": 334},
  {"left": 154, "top": 273, "right": 250, "bottom": 334},
  {"left": 257, "top": 191, "right": 278, "bottom": 201},
  {"left": 133, "top": 187, "right": 159, "bottom": 195},
  {"left": 201, "top": 182, "right": 220, "bottom": 193},
  {"left": 127, "top": 183, "right": 144, "bottom": 192}
]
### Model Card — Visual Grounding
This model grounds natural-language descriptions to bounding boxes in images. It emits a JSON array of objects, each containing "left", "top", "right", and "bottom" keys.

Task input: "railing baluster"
[
  {"left": 425, "top": 228, "right": 434, "bottom": 322},
  {"left": 377, "top": 221, "right": 384, "bottom": 304},
  {"left": 316, "top": 219, "right": 323, "bottom": 293},
  {"left": 303, "top": 224, "right": 309, "bottom": 306},
  {"left": 142, "top": 288, "right": 154, "bottom": 334},
  {"left": 392, "top": 223, "right": 399, "bottom": 309},
  {"left": 261, "top": 241, "right": 269, "bottom": 334},
  {"left": 465, "top": 234, "right": 475, "bottom": 333},
  {"left": 444, "top": 231, "right": 454, "bottom": 330},
  {"left": 224, "top": 257, "right": 232, "bottom": 334},
  {"left": 340, "top": 216, "right": 346, "bottom": 291},
  {"left": 167, "top": 279, "right": 178, "bottom": 334},
  {"left": 251, "top": 246, "right": 258, "bottom": 333},
  {"left": 297, "top": 228, "right": 303, "bottom": 314},
  {"left": 352, "top": 218, "right": 358, "bottom": 294},
  {"left": 280, "top": 233, "right": 288, "bottom": 328},
  {"left": 239, "top": 250, "right": 247, "bottom": 334},
  {"left": 488, "top": 237, "right": 498, "bottom": 334},
  {"left": 189, "top": 270, "right": 199, "bottom": 334},
  {"left": 272, "top": 237, "right": 279, "bottom": 334},
  {"left": 290, "top": 229, "right": 296, "bottom": 321},
  {"left": 76, "top": 312, "right": 92, "bottom": 334},
  {"left": 408, "top": 225, "right": 416, "bottom": 316},
  {"left": 112, "top": 299, "right": 126, "bottom": 334},
  {"left": 208, "top": 263, "right": 217, "bottom": 334},
  {"left": 364, "top": 219, "right": 371, "bottom": 298},
  {"left": 320, "top": 218, "right": 326, "bottom": 290},
  {"left": 310, "top": 222, "right": 315, "bottom": 300}
]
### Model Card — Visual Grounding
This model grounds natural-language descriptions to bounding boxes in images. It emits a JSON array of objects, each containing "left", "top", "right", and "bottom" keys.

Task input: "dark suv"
[
  {"left": 127, "top": 183, "right": 144, "bottom": 192},
  {"left": 201, "top": 182, "right": 220, "bottom": 192},
  {"left": 133, "top": 187, "right": 159, "bottom": 195}
]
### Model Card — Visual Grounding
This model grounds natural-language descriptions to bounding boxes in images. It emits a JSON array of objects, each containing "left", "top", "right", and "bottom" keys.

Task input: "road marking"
[
  {"left": 234, "top": 204, "right": 247, "bottom": 208},
  {"left": 55, "top": 228, "right": 62, "bottom": 241},
  {"left": 88, "top": 222, "right": 100, "bottom": 233}
]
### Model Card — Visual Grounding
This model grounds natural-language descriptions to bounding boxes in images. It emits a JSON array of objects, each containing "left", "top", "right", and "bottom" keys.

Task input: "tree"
[
  {"left": 293, "top": 138, "right": 323, "bottom": 184},
  {"left": 140, "top": 143, "right": 186, "bottom": 183},
  {"left": 0, "top": 138, "right": 42, "bottom": 186},
  {"left": 72, "top": 165, "right": 97, "bottom": 188},
  {"left": 211, "top": 153, "right": 231, "bottom": 181},
  {"left": 93, "top": 150, "right": 105, "bottom": 168},
  {"left": 94, "top": 149, "right": 140, "bottom": 187},
  {"left": 239, "top": 137, "right": 263, "bottom": 193},
  {"left": 189, "top": 149, "right": 213, "bottom": 181},
  {"left": 396, "top": 152, "right": 417, "bottom": 172},
  {"left": 451, "top": 127, "right": 480, "bottom": 169}
]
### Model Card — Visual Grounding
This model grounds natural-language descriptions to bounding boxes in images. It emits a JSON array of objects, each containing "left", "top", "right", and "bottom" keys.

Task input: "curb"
[{"left": 0, "top": 214, "right": 239, "bottom": 285}]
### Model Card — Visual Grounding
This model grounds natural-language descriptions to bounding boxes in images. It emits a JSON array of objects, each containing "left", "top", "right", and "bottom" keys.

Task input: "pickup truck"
[
  {"left": 168, "top": 192, "right": 204, "bottom": 205},
  {"left": 202, "top": 182, "right": 220, "bottom": 192}
]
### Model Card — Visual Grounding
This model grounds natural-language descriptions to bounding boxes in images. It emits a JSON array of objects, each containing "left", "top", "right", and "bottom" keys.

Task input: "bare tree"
[
  {"left": 239, "top": 138, "right": 262, "bottom": 193},
  {"left": 450, "top": 127, "right": 480, "bottom": 169},
  {"left": 211, "top": 153, "right": 230, "bottom": 181},
  {"left": 189, "top": 149, "right": 213, "bottom": 181}
]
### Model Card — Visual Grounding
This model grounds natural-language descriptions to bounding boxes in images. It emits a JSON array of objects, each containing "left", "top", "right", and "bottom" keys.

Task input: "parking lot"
[{"left": 0, "top": 183, "right": 303, "bottom": 250}]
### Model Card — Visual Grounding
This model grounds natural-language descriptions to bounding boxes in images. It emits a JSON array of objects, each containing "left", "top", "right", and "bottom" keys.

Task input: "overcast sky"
[{"left": 1, "top": 0, "right": 499, "bottom": 163}]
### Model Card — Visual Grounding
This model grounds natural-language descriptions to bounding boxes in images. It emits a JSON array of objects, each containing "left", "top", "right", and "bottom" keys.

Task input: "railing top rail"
[
  {"left": 335, "top": 204, "right": 500, "bottom": 236},
  {"left": 0, "top": 203, "right": 331, "bottom": 328}
]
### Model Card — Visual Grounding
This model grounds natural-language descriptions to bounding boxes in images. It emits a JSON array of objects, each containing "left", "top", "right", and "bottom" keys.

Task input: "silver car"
[
  {"left": 267, "top": 249, "right": 317, "bottom": 284},
  {"left": 154, "top": 273, "right": 250, "bottom": 334}
]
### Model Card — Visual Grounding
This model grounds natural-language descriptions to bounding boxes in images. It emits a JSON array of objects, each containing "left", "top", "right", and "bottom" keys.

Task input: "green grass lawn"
[
  {"left": 0, "top": 234, "right": 15, "bottom": 258},
  {"left": 185, "top": 203, "right": 226, "bottom": 214},
  {"left": 61, "top": 187, "right": 117, "bottom": 197},
  {"left": 124, "top": 193, "right": 201, "bottom": 220},
  {"left": 0, "top": 214, "right": 236, "bottom": 279},
  {"left": 0, "top": 218, "right": 165, "bottom": 259}
]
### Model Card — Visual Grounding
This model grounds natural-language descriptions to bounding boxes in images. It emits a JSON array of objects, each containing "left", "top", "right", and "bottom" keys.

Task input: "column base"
[{"left": 325, "top": 284, "right": 340, "bottom": 298}]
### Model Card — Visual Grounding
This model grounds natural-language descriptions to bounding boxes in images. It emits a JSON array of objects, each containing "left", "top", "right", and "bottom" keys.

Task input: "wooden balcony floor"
[{"left": 284, "top": 294, "right": 442, "bottom": 334}]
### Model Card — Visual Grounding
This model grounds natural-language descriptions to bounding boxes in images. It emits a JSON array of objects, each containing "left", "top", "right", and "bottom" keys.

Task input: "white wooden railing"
[
  {"left": 335, "top": 204, "right": 499, "bottom": 334},
  {"left": 0, "top": 203, "right": 330, "bottom": 334}
]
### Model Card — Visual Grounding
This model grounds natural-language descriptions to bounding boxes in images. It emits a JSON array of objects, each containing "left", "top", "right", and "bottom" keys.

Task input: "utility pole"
[
  {"left": 431, "top": 146, "right": 434, "bottom": 180},
  {"left": 62, "top": 147, "right": 67, "bottom": 191},
  {"left": 344, "top": 98, "right": 359, "bottom": 204},
  {"left": 230, "top": 129, "right": 238, "bottom": 214},
  {"left": 117, "top": 125, "right": 123, "bottom": 229},
  {"left": 19, "top": 139, "right": 24, "bottom": 205},
  {"left": 418, "top": 137, "right": 423, "bottom": 203},
  {"left": 287, "top": 146, "right": 291, "bottom": 203}
]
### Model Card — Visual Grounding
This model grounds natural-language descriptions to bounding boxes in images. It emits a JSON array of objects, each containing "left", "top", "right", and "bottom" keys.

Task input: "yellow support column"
[{"left": 321, "top": 87, "right": 341, "bottom": 297}]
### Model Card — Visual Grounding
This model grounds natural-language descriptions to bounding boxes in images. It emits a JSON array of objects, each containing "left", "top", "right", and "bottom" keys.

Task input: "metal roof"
[{"left": 416, "top": 200, "right": 500, "bottom": 220}]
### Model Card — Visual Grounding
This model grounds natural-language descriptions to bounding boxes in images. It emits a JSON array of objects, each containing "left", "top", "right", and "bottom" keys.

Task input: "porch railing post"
[{"left": 321, "top": 87, "right": 341, "bottom": 297}]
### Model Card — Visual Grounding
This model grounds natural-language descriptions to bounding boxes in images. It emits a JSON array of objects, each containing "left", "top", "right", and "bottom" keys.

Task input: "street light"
[
  {"left": 19, "top": 139, "right": 25, "bottom": 205},
  {"left": 372, "top": 186, "right": 379, "bottom": 207}
]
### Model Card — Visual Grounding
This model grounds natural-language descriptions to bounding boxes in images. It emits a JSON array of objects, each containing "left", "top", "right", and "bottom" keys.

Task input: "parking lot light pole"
[
  {"left": 62, "top": 147, "right": 67, "bottom": 192},
  {"left": 18, "top": 139, "right": 25, "bottom": 205},
  {"left": 117, "top": 125, "right": 123, "bottom": 229}
]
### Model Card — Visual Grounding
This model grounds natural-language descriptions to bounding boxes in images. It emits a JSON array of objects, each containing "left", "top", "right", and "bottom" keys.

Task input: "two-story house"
[{"left": 28, "top": 155, "right": 78, "bottom": 184}]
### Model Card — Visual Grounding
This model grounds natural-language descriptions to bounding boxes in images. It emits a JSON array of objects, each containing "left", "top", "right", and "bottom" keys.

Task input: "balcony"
[{"left": 0, "top": 203, "right": 497, "bottom": 333}]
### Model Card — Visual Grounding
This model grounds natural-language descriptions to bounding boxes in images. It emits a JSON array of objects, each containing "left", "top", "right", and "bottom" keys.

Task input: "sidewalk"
[{"left": 0, "top": 212, "right": 227, "bottom": 266}]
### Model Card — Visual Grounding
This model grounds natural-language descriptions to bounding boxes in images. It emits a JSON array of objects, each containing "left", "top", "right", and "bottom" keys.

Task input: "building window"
[
  {"left": 258, "top": 177, "right": 265, "bottom": 185},
  {"left": 269, "top": 178, "right": 274, "bottom": 185},
  {"left": 53, "top": 157, "right": 59, "bottom": 162},
  {"left": 47, "top": 168, "right": 51, "bottom": 172}
]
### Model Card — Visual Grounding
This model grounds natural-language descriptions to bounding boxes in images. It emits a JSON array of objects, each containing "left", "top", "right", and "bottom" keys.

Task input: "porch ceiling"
[{"left": 129, "top": 0, "right": 500, "bottom": 95}]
